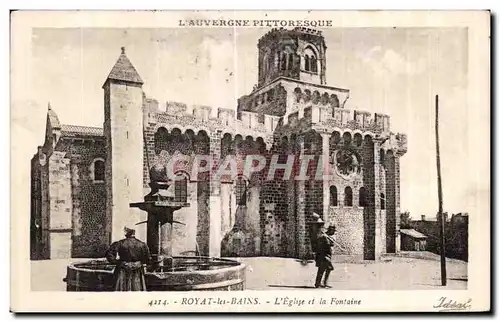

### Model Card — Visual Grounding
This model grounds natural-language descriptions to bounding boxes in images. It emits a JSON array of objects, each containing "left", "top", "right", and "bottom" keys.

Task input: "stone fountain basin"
[{"left": 64, "top": 257, "right": 246, "bottom": 291}]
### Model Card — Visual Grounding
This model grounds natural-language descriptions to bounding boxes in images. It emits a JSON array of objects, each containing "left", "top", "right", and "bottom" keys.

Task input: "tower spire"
[{"left": 103, "top": 47, "right": 144, "bottom": 87}]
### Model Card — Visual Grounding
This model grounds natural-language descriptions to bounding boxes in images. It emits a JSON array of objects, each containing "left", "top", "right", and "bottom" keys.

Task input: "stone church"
[{"left": 30, "top": 27, "right": 407, "bottom": 261}]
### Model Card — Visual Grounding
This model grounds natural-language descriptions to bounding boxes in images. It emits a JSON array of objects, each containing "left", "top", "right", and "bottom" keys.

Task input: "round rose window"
[{"left": 334, "top": 149, "right": 362, "bottom": 178}]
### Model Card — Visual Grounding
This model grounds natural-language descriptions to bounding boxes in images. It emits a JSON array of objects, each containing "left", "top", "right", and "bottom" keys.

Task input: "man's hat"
[
  {"left": 308, "top": 212, "right": 325, "bottom": 225},
  {"left": 124, "top": 226, "right": 135, "bottom": 236},
  {"left": 326, "top": 225, "right": 336, "bottom": 233}
]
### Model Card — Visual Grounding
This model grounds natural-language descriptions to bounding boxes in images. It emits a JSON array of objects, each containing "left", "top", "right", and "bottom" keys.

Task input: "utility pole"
[{"left": 435, "top": 94, "right": 447, "bottom": 286}]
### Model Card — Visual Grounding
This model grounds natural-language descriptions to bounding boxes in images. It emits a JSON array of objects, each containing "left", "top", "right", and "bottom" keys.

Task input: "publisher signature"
[{"left": 433, "top": 297, "right": 472, "bottom": 312}]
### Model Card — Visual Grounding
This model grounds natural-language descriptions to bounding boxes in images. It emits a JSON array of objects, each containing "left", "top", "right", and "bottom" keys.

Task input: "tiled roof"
[
  {"left": 106, "top": 47, "right": 143, "bottom": 84},
  {"left": 400, "top": 229, "right": 427, "bottom": 239},
  {"left": 61, "top": 124, "right": 104, "bottom": 137}
]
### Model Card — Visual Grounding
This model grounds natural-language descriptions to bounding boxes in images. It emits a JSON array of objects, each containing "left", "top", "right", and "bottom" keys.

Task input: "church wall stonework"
[{"left": 66, "top": 139, "right": 108, "bottom": 258}]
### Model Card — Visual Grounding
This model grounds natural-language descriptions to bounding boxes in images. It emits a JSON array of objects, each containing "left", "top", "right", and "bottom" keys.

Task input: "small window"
[
  {"left": 235, "top": 177, "right": 247, "bottom": 206},
  {"left": 304, "top": 47, "right": 318, "bottom": 73},
  {"left": 287, "top": 54, "right": 294, "bottom": 70},
  {"left": 280, "top": 53, "right": 287, "bottom": 70},
  {"left": 331, "top": 94, "right": 340, "bottom": 108},
  {"left": 92, "top": 159, "right": 105, "bottom": 183},
  {"left": 311, "top": 56, "right": 318, "bottom": 73},
  {"left": 380, "top": 193, "right": 386, "bottom": 210},
  {"left": 380, "top": 149, "right": 385, "bottom": 164},
  {"left": 344, "top": 186, "right": 353, "bottom": 207},
  {"left": 330, "top": 186, "right": 338, "bottom": 206},
  {"left": 174, "top": 172, "right": 188, "bottom": 203},
  {"left": 359, "top": 187, "right": 367, "bottom": 207}
]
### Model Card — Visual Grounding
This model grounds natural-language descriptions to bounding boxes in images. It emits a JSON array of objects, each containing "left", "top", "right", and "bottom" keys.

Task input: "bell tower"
[
  {"left": 257, "top": 27, "right": 327, "bottom": 88},
  {"left": 103, "top": 47, "right": 146, "bottom": 243}
]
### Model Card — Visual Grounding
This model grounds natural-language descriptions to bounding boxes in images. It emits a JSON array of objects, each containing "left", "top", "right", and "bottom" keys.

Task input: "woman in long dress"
[{"left": 105, "top": 227, "right": 151, "bottom": 291}]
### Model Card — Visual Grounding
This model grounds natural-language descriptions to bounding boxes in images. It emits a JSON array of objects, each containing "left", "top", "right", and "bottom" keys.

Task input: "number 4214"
[{"left": 149, "top": 300, "right": 168, "bottom": 306}]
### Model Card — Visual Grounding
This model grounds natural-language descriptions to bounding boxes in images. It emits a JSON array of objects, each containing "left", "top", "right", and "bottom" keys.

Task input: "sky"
[{"left": 12, "top": 26, "right": 484, "bottom": 218}]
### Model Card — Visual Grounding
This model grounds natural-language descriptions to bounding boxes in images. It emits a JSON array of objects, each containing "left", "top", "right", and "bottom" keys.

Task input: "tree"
[{"left": 400, "top": 211, "right": 412, "bottom": 229}]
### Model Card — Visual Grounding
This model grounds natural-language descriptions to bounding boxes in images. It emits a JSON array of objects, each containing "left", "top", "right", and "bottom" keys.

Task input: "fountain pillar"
[{"left": 146, "top": 214, "right": 160, "bottom": 256}]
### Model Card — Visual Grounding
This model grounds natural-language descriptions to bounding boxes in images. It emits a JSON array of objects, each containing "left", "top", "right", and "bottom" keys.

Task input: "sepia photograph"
[{"left": 10, "top": 10, "right": 490, "bottom": 312}]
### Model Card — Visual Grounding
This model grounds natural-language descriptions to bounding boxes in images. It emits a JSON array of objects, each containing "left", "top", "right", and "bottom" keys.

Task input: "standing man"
[
  {"left": 315, "top": 225, "right": 345, "bottom": 288},
  {"left": 105, "top": 227, "right": 151, "bottom": 291},
  {"left": 314, "top": 225, "right": 334, "bottom": 288}
]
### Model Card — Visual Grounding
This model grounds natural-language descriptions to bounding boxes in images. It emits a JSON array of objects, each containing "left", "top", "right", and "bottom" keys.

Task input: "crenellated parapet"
[
  {"left": 166, "top": 101, "right": 188, "bottom": 115},
  {"left": 217, "top": 108, "right": 235, "bottom": 126},
  {"left": 238, "top": 82, "right": 287, "bottom": 117},
  {"left": 276, "top": 101, "right": 392, "bottom": 137},
  {"left": 380, "top": 132, "right": 408, "bottom": 156},
  {"left": 237, "top": 77, "right": 349, "bottom": 130},
  {"left": 258, "top": 27, "right": 325, "bottom": 50},
  {"left": 192, "top": 105, "right": 212, "bottom": 121},
  {"left": 143, "top": 99, "right": 274, "bottom": 144},
  {"left": 293, "top": 27, "right": 323, "bottom": 36},
  {"left": 395, "top": 133, "right": 408, "bottom": 155}
]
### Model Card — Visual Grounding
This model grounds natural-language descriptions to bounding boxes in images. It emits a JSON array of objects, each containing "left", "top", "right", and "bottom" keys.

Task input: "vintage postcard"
[{"left": 10, "top": 10, "right": 490, "bottom": 313}]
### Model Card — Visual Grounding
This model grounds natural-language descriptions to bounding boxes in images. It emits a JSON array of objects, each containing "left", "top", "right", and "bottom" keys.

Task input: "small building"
[{"left": 400, "top": 229, "right": 428, "bottom": 251}]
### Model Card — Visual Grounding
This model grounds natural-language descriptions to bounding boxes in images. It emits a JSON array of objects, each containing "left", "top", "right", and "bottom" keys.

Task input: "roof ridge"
[
  {"left": 61, "top": 124, "right": 103, "bottom": 129},
  {"left": 60, "top": 124, "right": 104, "bottom": 137}
]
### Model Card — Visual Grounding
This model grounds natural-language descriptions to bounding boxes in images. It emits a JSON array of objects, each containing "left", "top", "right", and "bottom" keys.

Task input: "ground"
[{"left": 31, "top": 252, "right": 467, "bottom": 291}]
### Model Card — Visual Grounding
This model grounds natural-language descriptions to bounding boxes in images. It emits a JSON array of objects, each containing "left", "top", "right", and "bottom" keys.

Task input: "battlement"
[
  {"left": 166, "top": 101, "right": 188, "bottom": 115},
  {"left": 257, "top": 28, "right": 286, "bottom": 47},
  {"left": 258, "top": 27, "right": 324, "bottom": 48},
  {"left": 292, "top": 27, "right": 323, "bottom": 36},
  {"left": 192, "top": 105, "right": 212, "bottom": 121},
  {"left": 381, "top": 132, "right": 408, "bottom": 156},
  {"left": 217, "top": 108, "right": 235, "bottom": 126},
  {"left": 283, "top": 104, "right": 391, "bottom": 134},
  {"left": 395, "top": 133, "right": 408, "bottom": 154},
  {"left": 144, "top": 99, "right": 276, "bottom": 137}
]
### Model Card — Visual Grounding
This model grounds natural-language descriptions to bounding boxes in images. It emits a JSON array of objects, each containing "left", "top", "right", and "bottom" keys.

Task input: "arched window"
[
  {"left": 281, "top": 53, "right": 287, "bottom": 70},
  {"left": 331, "top": 94, "right": 340, "bottom": 108},
  {"left": 287, "top": 53, "right": 294, "bottom": 70},
  {"left": 174, "top": 172, "right": 188, "bottom": 203},
  {"left": 92, "top": 158, "right": 105, "bottom": 183},
  {"left": 344, "top": 187, "right": 353, "bottom": 207},
  {"left": 294, "top": 87, "right": 302, "bottom": 103},
  {"left": 311, "top": 56, "right": 318, "bottom": 73},
  {"left": 304, "top": 47, "right": 318, "bottom": 73},
  {"left": 380, "top": 193, "right": 386, "bottom": 210},
  {"left": 359, "top": 187, "right": 367, "bottom": 207},
  {"left": 354, "top": 133, "right": 363, "bottom": 147},
  {"left": 380, "top": 149, "right": 385, "bottom": 164},
  {"left": 330, "top": 186, "right": 338, "bottom": 206},
  {"left": 235, "top": 177, "right": 247, "bottom": 206}
]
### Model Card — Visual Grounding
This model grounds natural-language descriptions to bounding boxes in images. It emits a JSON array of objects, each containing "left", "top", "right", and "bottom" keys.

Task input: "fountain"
[{"left": 64, "top": 168, "right": 246, "bottom": 291}]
